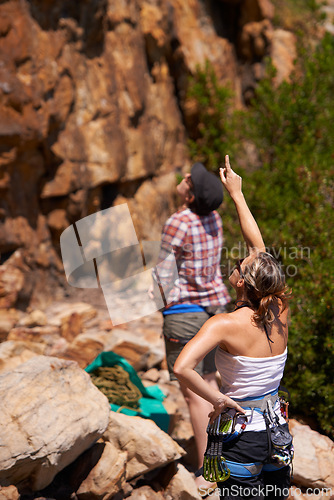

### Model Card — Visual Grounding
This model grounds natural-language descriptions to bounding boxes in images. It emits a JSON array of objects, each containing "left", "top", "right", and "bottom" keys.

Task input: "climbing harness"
[
  {"left": 203, "top": 391, "right": 294, "bottom": 483},
  {"left": 235, "top": 390, "right": 294, "bottom": 467}
]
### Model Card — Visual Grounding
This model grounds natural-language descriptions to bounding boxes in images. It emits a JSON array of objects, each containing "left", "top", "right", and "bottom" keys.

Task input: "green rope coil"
[{"left": 90, "top": 365, "right": 142, "bottom": 409}]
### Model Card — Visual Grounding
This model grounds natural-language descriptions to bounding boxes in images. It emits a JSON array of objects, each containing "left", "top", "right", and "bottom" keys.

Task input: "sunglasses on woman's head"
[{"left": 236, "top": 258, "right": 245, "bottom": 278}]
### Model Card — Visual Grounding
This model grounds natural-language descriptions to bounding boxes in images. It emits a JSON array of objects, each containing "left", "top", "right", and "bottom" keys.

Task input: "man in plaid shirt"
[
  {"left": 152, "top": 162, "right": 230, "bottom": 490},
  {"left": 156, "top": 206, "right": 230, "bottom": 307}
]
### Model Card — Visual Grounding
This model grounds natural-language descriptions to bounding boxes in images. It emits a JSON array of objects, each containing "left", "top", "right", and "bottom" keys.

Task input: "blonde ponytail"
[{"left": 243, "top": 253, "right": 291, "bottom": 330}]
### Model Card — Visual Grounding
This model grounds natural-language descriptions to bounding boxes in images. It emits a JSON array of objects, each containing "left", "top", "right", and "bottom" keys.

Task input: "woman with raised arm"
[{"left": 174, "top": 155, "right": 292, "bottom": 500}]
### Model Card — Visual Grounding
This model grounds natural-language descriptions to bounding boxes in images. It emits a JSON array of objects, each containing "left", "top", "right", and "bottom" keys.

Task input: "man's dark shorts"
[{"left": 163, "top": 311, "right": 216, "bottom": 380}]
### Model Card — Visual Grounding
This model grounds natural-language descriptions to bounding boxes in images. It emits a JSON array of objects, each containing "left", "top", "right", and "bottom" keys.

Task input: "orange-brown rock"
[
  {"left": 44, "top": 301, "right": 98, "bottom": 327},
  {"left": 99, "top": 319, "right": 113, "bottom": 332},
  {"left": 0, "top": 0, "right": 299, "bottom": 314},
  {"left": 0, "top": 485, "right": 20, "bottom": 500},
  {"left": 0, "top": 309, "right": 20, "bottom": 340},
  {"left": 7, "top": 325, "right": 61, "bottom": 347},
  {"left": 0, "top": 356, "right": 110, "bottom": 491},
  {"left": 0, "top": 0, "right": 184, "bottom": 286},
  {"left": 70, "top": 440, "right": 127, "bottom": 500},
  {"left": 111, "top": 341, "right": 150, "bottom": 371},
  {"left": 164, "top": 462, "right": 200, "bottom": 499},
  {"left": 47, "top": 209, "right": 70, "bottom": 242},
  {"left": 19, "top": 309, "right": 47, "bottom": 328},
  {"left": 240, "top": 0, "right": 275, "bottom": 25},
  {"left": 289, "top": 419, "right": 334, "bottom": 489},
  {"left": 0, "top": 0, "right": 239, "bottom": 264},
  {"left": 0, "top": 339, "right": 44, "bottom": 374},
  {"left": 105, "top": 313, "right": 165, "bottom": 371},
  {"left": 55, "top": 336, "right": 104, "bottom": 369},
  {"left": 0, "top": 264, "right": 24, "bottom": 309},
  {"left": 103, "top": 411, "right": 185, "bottom": 480},
  {"left": 129, "top": 173, "right": 179, "bottom": 242},
  {"left": 271, "top": 29, "right": 297, "bottom": 85},
  {"left": 127, "top": 486, "right": 165, "bottom": 499},
  {"left": 239, "top": 20, "right": 273, "bottom": 61},
  {"left": 60, "top": 312, "right": 83, "bottom": 342}
]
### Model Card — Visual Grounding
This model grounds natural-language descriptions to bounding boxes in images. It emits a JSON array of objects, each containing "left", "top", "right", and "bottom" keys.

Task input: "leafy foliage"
[
  {"left": 186, "top": 34, "right": 334, "bottom": 436},
  {"left": 187, "top": 60, "right": 236, "bottom": 171},
  {"left": 271, "top": 0, "right": 326, "bottom": 33}
]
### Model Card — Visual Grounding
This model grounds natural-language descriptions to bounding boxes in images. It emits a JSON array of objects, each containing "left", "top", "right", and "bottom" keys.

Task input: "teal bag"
[{"left": 85, "top": 351, "right": 170, "bottom": 433}]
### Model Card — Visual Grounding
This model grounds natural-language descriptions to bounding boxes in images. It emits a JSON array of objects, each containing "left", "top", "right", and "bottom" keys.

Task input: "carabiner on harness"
[
  {"left": 203, "top": 410, "right": 248, "bottom": 482},
  {"left": 264, "top": 400, "right": 294, "bottom": 467}
]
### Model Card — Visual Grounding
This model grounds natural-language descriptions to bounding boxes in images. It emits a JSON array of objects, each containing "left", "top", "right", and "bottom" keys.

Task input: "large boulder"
[
  {"left": 290, "top": 420, "right": 334, "bottom": 489},
  {"left": 103, "top": 411, "right": 185, "bottom": 480},
  {"left": 0, "top": 340, "right": 44, "bottom": 374},
  {"left": 164, "top": 463, "right": 200, "bottom": 500},
  {"left": 0, "top": 356, "right": 110, "bottom": 492},
  {"left": 69, "top": 440, "right": 127, "bottom": 500}
]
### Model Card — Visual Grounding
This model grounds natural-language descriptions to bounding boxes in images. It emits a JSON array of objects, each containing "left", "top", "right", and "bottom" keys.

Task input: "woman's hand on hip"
[{"left": 208, "top": 394, "right": 246, "bottom": 423}]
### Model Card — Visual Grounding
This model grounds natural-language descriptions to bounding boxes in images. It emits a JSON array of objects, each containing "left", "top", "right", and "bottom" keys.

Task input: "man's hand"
[{"left": 219, "top": 155, "right": 243, "bottom": 199}]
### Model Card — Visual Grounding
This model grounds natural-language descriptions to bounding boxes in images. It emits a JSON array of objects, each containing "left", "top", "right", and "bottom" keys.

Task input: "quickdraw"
[{"left": 203, "top": 411, "right": 248, "bottom": 482}]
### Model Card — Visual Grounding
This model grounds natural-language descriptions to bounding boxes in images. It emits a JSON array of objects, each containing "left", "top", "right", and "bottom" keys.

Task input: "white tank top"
[{"left": 215, "top": 347, "right": 288, "bottom": 431}]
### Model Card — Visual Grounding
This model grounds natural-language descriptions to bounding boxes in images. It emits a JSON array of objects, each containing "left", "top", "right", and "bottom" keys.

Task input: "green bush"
[
  {"left": 186, "top": 34, "right": 334, "bottom": 436},
  {"left": 187, "top": 60, "right": 236, "bottom": 171}
]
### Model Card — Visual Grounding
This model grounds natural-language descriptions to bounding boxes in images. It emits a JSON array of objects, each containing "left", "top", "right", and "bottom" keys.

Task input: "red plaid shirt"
[{"left": 153, "top": 208, "right": 230, "bottom": 308}]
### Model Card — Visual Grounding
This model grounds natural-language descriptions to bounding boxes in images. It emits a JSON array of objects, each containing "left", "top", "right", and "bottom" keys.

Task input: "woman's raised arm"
[{"left": 220, "top": 155, "right": 265, "bottom": 255}]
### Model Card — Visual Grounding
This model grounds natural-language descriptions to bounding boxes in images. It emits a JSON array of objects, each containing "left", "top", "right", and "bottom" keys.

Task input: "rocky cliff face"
[{"left": 0, "top": 0, "right": 295, "bottom": 305}]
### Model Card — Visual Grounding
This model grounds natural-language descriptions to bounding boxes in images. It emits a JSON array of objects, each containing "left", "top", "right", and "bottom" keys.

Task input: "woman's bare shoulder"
[{"left": 203, "top": 311, "right": 242, "bottom": 332}]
